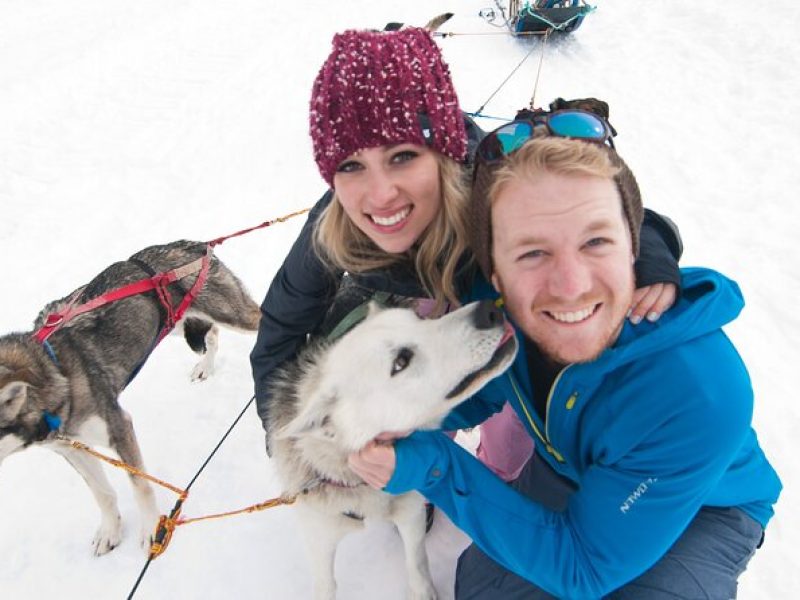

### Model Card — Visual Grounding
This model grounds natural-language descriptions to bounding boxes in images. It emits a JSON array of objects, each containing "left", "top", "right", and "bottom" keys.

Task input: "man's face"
[{"left": 490, "top": 171, "right": 635, "bottom": 366}]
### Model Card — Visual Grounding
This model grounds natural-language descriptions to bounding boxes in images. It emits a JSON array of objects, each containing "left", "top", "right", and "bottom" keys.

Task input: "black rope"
[
  {"left": 474, "top": 40, "right": 541, "bottom": 116},
  {"left": 127, "top": 394, "right": 257, "bottom": 599}
]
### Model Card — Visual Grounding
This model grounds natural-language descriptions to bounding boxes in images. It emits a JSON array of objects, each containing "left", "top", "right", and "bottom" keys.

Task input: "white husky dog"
[{"left": 266, "top": 300, "right": 518, "bottom": 600}]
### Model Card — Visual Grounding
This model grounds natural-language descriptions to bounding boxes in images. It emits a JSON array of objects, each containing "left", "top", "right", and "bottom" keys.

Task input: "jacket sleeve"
[
  {"left": 440, "top": 379, "right": 505, "bottom": 430},
  {"left": 250, "top": 192, "right": 341, "bottom": 432},
  {"left": 386, "top": 371, "right": 753, "bottom": 597},
  {"left": 634, "top": 209, "right": 683, "bottom": 289}
]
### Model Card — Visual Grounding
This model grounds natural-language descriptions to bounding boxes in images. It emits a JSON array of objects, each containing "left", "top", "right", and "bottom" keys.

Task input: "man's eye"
[
  {"left": 336, "top": 160, "right": 362, "bottom": 173},
  {"left": 391, "top": 347, "right": 414, "bottom": 376},
  {"left": 586, "top": 237, "right": 611, "bottom": 248},
  {"left": 518, "top": 249, "right": 544, "bottom": 261}
]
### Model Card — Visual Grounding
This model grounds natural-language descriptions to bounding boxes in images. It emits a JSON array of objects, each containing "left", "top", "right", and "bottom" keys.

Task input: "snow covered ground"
[{"left": 1, "top": 1, "right": 798, "bottom": 597}]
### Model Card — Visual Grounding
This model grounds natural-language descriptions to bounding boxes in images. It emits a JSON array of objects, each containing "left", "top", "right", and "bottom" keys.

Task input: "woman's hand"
[{"left": 629, "top": 283, "right": 677, "bottom": 324}]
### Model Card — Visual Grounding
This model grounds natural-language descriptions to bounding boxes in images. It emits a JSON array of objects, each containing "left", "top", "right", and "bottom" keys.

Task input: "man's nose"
[{"left": 549, "top": 253, "right": 592, "bottom": 300}]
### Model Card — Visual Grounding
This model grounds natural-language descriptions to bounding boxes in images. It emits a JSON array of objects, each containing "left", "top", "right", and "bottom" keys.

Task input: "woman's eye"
[
  {"left": 336, "top": 160, "right": 362, "bottom": 174},
  {"left": 391, "top": 150, "right": 418, "bottom": 164},
  {"left": 391, "top": 347, "right": 414, "bottom": 376}
]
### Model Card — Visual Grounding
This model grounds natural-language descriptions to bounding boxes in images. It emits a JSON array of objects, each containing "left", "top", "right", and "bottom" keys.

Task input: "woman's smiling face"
[{"left": 332, "top": 144, "right": 442, "bottom": 254}]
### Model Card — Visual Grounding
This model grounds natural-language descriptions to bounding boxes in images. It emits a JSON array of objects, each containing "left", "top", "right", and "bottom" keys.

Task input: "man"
[{"left": 349, "top": 122, "right": 781, "bottom": 598}]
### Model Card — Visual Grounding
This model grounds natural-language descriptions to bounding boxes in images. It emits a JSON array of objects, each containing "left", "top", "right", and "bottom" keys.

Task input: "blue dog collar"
[{"left": 43, "top": 411, "right": 62, "bottom": 432}]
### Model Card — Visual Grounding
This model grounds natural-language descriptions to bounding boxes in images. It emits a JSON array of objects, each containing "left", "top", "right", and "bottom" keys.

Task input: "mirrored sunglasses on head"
[{"left": 476, "top": 109, "right": 616, "bottom": 164}]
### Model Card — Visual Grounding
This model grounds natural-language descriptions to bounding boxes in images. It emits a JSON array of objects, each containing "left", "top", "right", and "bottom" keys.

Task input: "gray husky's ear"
[
  {"left": 278, "top": 394, "right": 337, "bottom": 440},
  {"left": 0, "top": 380, "right": 28, "bottom": 423}
]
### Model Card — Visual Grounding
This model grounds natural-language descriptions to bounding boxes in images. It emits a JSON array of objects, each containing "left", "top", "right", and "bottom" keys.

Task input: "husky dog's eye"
[{"left": 391, "top": 347, "right": 414, "bottom": 376}]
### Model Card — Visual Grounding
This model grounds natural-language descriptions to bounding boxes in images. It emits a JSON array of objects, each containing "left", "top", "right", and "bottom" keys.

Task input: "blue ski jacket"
[{"left": 386, "top": 267, "right": 782, "bottom": 598}]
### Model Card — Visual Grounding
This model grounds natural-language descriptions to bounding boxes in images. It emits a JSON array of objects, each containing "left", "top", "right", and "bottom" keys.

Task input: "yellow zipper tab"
[{"left": 566, "top": 392, "right": 578, "bottom": 410}]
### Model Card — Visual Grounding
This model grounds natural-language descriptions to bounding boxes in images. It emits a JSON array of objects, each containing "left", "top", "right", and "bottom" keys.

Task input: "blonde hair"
[
  {"left": 314, "top": 154, "right": 470, "bottom": 310},
  {"left": 488, "top": 137, "right": 620, "bottom": 203},
  {"left": 469, "top": 136, "right": 643, "bottom": 278}
]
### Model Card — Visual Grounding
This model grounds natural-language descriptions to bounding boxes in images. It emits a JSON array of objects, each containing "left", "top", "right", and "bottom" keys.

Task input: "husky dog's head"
[
  {"left": 0, "top": 366, "right": 38, "bottom": 464},
  {"left": 0, "top": 340, "right": 67, "bottom": 465},
  {"left": 279, "top": 300, "right": 517, "bottom": 451}
]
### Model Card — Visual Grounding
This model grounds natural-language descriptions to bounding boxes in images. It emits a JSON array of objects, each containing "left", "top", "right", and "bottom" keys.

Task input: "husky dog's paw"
[
  {"left": 92, "top": 514, "right": 123, "bottom": 556},
  {"left": 408, "top": 587, "right": 438, "bottom": 600},
  {"left": 139, "top": 513, "right": 161, "bottom": 556},
  {"left": 190, "top": 360, "right": 213, "bottom": 382},
  {"left": 312, "top": 580, "right": 337, "bottom": 600}
]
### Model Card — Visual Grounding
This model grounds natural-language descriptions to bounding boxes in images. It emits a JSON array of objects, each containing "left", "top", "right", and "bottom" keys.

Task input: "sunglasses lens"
[
  {"left": 497, "top": 121, "right": 534, "bottom": 155},
  {"left": 483, "top": 121, "right": 534, "bottom": 161},
  {"left": 548, "top": 112, "right": 606, "bottom": 140}
]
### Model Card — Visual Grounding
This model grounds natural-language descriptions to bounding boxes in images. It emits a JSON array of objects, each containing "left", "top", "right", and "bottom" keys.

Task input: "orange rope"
[
  {"left": 55, "top": 436, "right": 295, "bottom": 559},
  {"left": 177, "top": 496, "right": 296, "bottom": 526},
  {"left": 60, "top": 438, "right": 187, "bottom": 496}
]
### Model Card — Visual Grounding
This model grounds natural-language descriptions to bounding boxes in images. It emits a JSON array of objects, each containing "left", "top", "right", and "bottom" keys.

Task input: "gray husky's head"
[
  {"left": 278, "top": 300, "right": 518, "bottom": 451},
  {"left": 0, "top": 341, "right": 69, "bottom": 466},
  {"left": 0, "top": 365, "right": 42, "bottom": 464}
]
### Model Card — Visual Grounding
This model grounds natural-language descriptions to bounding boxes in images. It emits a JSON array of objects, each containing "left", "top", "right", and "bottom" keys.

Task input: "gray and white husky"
[
  {"left": 0, "top": 240, "right": 261, "bottom": 555},
  {"left": 267, "top": 300, "right": 518, "bottom": 600}
]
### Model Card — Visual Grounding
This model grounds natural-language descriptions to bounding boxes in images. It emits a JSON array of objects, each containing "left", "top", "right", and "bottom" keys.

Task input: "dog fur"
[
  {"left": 382, "top": 12, "right": 454, "bottom": 33},
  {"left": 0, "top": 240, "right": 261, "bottom": 555},
  {"left": 266, "top": 300, "right": 518, "bottom": 599}
]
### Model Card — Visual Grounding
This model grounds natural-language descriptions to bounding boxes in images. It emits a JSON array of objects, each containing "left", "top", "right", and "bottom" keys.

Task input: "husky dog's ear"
[
  {"left": 0, "top": 380, "right": 28, "bottom": 423},
  {"left": 278, "top": 394, "right": 338, "bottom": 440},
  {"left": 365, "top": 301, "right": 384, "bottom": 319}
]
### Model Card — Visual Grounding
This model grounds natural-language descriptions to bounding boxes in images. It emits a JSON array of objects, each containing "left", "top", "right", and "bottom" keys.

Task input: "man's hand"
[
  {"left": 348, "top": 431, "right": 408, "bottom": 489},
  {"left": 629, "top": 282, "right": 677, "bottom": 324}
]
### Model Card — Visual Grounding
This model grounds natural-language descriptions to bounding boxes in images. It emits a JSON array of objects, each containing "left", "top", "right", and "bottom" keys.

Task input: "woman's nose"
[{"left": 366, "top": 168, "right": 399, "bottom": 207}]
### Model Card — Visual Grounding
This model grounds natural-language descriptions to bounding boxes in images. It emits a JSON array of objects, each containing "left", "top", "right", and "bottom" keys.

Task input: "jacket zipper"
[{"left": 506, "top": 367, "right": 569, "bottom": 463}]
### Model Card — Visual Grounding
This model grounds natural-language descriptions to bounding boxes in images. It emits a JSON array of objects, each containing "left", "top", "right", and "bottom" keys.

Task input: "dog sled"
[{"left": 508, "top": 0, "right": 594, "bottom": 34}]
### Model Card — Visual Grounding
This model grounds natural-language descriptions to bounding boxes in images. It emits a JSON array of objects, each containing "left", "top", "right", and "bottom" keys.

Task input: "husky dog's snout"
[{"left": 473, "top": 299, "right": 503, "bottom": 330}]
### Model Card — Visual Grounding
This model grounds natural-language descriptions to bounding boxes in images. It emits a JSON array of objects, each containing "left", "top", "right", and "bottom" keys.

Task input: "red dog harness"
[
  {"left": 32, "top": 208, "right": 311, "bottom": 348},
  {"left": 33, "top": 244, "right": 213, "bottom": 345}
]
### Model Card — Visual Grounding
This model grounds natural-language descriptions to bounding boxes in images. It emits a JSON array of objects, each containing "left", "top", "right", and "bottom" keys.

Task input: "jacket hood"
[{"left": 598, "top": 267, "right": 744, "bottom": 371}]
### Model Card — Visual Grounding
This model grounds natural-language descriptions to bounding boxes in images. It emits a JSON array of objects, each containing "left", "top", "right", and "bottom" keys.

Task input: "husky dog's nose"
[{"left": 473, "top": 300, "right": 503, "bottom": 330}]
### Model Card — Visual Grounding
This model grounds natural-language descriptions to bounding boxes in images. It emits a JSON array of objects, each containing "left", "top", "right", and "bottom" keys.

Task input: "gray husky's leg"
[
  {"left": 392, "top": 494, "right": 438, "bottom": 600},
  {"left": 297, "top": 504, "right": 359, "bottom": 600},
  {"left": 189, "top": 323, "right": 218, "bottom": 382},
  {"left": 55, "top": 444, "right": 123, "bottom": 556},
  {"left": 109, "top": 410, "right": 160, "bottom": 554},
  {"left": 176, "top": 317, "right": 218, "bottom": 381}
]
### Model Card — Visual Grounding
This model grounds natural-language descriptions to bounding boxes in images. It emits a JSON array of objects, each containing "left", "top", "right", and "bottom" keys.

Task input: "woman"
[{"left": 250, "top": 27, "right": 681, "bottom": 482}]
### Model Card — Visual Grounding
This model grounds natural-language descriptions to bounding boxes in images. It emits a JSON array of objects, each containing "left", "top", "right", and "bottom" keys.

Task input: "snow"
[{"left": 1, "top": 1, "right": 798, "bottom": 597}]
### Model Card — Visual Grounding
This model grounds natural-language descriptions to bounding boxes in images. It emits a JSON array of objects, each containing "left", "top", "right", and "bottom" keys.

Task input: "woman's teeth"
[{"left": 371, "top": 207, "right": 410, "bottom": 226}]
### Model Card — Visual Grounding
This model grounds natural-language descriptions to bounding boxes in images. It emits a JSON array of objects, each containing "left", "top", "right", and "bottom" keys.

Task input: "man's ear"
[{"left": 491, "top": 273, "right": 502, "bottom": 294}]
